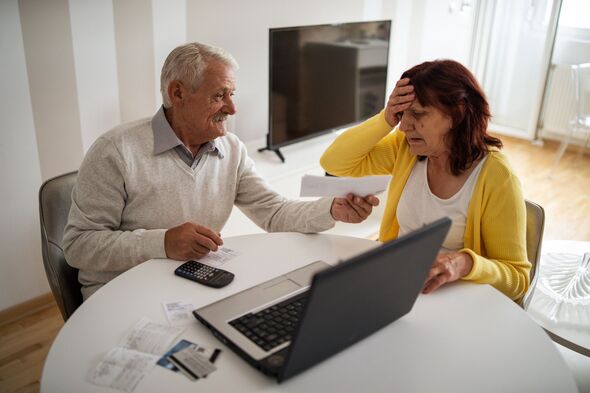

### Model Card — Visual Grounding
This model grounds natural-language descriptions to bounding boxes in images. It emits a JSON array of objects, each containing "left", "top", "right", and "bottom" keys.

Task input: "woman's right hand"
[{"left": 384, "top": 78, "right": 415, "bottom": 127}]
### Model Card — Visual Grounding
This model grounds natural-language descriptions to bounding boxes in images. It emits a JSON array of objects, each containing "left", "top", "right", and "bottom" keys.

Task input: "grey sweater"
[{"left": 63, "top": 118, "right": 335, "bottom": 299}]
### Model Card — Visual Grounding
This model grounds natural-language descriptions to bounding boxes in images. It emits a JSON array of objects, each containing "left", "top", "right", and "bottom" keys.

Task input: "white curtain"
[{"left": 474, "top": 0, "right": 561, "bottom": 138}]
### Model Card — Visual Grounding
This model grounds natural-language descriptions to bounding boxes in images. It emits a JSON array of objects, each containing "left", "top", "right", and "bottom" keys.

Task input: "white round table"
[{"left": 42, "top": 233, "right": 578, "bottom": 393}]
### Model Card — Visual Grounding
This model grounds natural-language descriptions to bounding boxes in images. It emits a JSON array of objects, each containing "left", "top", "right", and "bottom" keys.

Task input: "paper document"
[
  {"left": 88, "top": 318, "right": 186, "bottom": 392},
  {"left": 87, "top": 348, "right": 159, "bottom": 392},
  {"left": 162, "top": 301, "right": 195, "bottom": 326},
  {"left": 120, "top": 317, "right": 185, "bottom": 355},
  {"left": 198, "top": 246, "right": 240, "bottom": 267},
  {"left": 300, "top": 174, "right": 391, "bottom": 197}
]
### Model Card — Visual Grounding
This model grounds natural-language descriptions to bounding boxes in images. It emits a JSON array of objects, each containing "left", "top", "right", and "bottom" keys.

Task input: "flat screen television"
[{"left": 260, "top": 20, "right": 391, "bottom": 162}]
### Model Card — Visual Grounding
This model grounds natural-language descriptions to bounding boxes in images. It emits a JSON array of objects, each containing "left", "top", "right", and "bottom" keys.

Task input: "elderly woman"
[{"left": 320, "top": 60, "right": 530, "bottom": 301}]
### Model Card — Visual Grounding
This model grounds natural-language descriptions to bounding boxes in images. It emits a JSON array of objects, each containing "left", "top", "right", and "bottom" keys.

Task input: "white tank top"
[{"left": 397, "top": 156, "right": 487, "bottom": 252}]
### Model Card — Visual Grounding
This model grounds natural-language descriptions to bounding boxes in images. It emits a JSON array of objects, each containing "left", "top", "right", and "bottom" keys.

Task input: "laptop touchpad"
[{"left": 262, "top": 279, "right": 301, "bottom": 297}]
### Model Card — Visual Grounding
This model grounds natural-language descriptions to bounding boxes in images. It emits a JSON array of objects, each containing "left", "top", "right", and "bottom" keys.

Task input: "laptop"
[{"left": 194, "top": 217, "right": 451, "bottom": 382}]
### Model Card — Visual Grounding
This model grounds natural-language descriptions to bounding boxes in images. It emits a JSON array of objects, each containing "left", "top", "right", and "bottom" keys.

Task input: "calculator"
[{"left": 174, "top": 260, "right": 235, "bottom": 288}]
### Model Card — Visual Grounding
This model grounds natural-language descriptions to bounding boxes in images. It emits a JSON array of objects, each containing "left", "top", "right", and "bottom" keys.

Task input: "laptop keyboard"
[{"left": 229, "top": 292, "right": 308, "bottom": 351}]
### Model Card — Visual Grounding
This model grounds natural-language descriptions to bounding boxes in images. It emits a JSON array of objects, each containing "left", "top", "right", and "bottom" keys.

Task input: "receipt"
[
  {"left": 87, "top": 348, "right": 159, "bottom": 392},
  {"left": 87, "top": 318, "right": 186, "bottom": 392},
  {"left": 162, "top": 301, "right": 195, "bottom": 326},
  {"left": 198, "top": 246, "right": 240, "bottom": 267},
  {"left": 120, "top": 317, "right": 185, "bottom": 355}
]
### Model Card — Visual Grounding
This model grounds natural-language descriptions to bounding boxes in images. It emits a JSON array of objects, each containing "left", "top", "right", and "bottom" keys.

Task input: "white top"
[
  {"left": 41, "top": 233, "right": 578, "bottom": 393},
  {"left": 397, "top": 156, "right": 486, "bottom": 251}
]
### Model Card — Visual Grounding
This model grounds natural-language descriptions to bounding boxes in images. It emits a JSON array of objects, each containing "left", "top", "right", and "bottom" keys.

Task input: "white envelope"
[{"left": 300, "top": 174, "right": 391, "bottom": 197}]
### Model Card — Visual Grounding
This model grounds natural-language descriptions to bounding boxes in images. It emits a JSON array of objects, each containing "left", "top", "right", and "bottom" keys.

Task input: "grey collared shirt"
[{"left": 151, "top": 106, "right": 225, "bottom": 168}]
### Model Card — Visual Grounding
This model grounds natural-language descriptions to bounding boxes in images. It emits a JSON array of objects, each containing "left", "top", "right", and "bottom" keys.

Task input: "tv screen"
[{"left": 265, "top": 20, "right": 391, "bottom": 161}]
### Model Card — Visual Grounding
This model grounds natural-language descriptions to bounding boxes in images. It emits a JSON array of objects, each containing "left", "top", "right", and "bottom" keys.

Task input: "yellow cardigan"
[{"left": 320, "top": 111, "right": 531, "bottom": 300}]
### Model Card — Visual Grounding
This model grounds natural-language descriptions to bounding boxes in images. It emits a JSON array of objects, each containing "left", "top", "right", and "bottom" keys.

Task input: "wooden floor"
[
  {"left": 498, "top": 135, "right": 590, "bottom": 242},
  {"left": 0, "top": 135, "right": 588, "bottom": 393},
  {"left": 0, "top": 302, "right": 63, "bottom": 393}
]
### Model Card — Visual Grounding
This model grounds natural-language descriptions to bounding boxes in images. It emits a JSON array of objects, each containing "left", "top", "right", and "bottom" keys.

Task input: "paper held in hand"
[{"left": 300, "top": 174, "right": 391, "bottom": 198}]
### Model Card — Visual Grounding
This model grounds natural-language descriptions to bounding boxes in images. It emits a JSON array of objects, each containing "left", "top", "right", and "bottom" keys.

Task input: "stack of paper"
[{"left": 87, "top": 318, "right": 184, "bottom": 392}]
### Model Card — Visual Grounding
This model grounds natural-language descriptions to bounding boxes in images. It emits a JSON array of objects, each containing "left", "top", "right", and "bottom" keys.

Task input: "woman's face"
[{"left": 398, "top": 100, "right": 453, "bottom": 158}]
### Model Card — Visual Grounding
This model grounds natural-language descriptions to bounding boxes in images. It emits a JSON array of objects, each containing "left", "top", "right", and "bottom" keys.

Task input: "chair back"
[
  {"left": 39, "top": 171, "right": 82, "bottom": 320},
  {"left": 523, "top": 199, "right": 545, "bottom": 308}
]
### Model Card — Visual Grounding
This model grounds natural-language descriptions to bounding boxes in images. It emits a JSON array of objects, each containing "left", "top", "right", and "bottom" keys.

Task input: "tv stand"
[{"left": 258, "top": 146, "right": 285, "bottom": 163}]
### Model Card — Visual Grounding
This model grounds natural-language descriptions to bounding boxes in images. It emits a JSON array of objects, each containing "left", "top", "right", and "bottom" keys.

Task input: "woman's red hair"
[{"left": 401, "top": 60, "right": 502, "bottom": 175}]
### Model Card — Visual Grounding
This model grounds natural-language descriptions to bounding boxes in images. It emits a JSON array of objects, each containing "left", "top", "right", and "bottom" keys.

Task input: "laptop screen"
[{"left": 279, "top": 217, "right": 451, "bottom": 381}]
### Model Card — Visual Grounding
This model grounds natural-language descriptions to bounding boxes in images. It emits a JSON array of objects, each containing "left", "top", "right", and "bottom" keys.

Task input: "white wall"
[
  {"left": 69, "top": 0, "right": 121, "bottom": 152},
  {"left": 387, "top": 1, "right": 413, "bottom": 86},
  {"left": 113, "top": 0, "right": 157, "bottom": 124},
  {"left": 0, "top": 0, "right": 48, "bottom": 310},
  {"left": 19, "top": 0, "right": 84, "bottom": 180},
  {"left": 552, "top": 27, "right": 590, "bottom": 65},
  {"left": 152, "top": 0, "right": 187, "bottom": 108},
  {"left": 415, "top": 0, "right": 475, "bottom": 66}
]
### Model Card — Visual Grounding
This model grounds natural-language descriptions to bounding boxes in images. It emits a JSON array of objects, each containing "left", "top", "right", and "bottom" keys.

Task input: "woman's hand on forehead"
[{"left": 385, "top": 78, "right": 415, "bottom": 127}]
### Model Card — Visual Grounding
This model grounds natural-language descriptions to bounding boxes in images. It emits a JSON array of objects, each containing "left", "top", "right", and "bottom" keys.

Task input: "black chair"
[{"left": 39, "top": 171, "right": 82, "bottom": 321}]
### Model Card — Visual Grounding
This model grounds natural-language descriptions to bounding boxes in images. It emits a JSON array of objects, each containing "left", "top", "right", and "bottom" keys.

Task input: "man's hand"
[
  {"left": 422, "top": 252, "right": 473, "bottom": 294},
  {"left": 164, "top": 222, "right": 223, "bottom": 261},
  {"left": 330, "top": 194, "right": 379, "bottom": 223}
]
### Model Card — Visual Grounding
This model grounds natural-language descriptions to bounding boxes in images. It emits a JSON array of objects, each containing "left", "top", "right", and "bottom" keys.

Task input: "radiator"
[{"left": 541, "top": 64, "right": 576, "bottom": 136}]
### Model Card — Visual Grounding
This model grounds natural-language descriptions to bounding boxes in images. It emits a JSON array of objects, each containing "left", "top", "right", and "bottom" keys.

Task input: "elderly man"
[{"left": 63, "top": 42, "right": 379, "bottom": 300}]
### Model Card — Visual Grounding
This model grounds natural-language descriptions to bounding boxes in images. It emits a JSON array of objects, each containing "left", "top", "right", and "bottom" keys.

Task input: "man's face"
[{"left": 180, "top": 60, "right": 237, "bottom": 142}]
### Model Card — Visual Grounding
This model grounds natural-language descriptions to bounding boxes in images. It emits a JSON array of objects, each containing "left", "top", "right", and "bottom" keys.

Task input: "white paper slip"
[
  {"left": 162, "top": 301, "right": 195, "bottom": 326},
  {"left": 300, "top": 174, "right": 391, "bottom": 197},
  {"left": 87, "top": 347, "right": 159, "bottom": 392},
  {"left": 198, "top": 246, "right": 240, "bottom": 267},
  {"left": 120, "top": 317, "right": 185, "bottom": 355}
]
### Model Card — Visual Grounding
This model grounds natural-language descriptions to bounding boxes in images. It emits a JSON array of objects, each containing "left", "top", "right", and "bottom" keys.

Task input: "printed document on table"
[
  {"left": 88, "top": 318, "right": 186, "bottom": 392},
  {"left": 87, "top": 347, "right": 158, "bottom": 392},
  {"left": 120, "top": 317, "right": 185, "bottom": 355},
  {"left": 300, "top": 174, "right": 391, "bottom": 197},
  {"left": 198, "top": 246, "right": 240, "bottom": 267},
  {"left": 162, "top": 301, "right": 195, "bottom": 326}
]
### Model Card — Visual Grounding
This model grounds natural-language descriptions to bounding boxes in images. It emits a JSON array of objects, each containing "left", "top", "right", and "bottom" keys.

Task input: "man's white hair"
[{"left": 160, "top": 42, "right": 238, "bottom": 108}]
